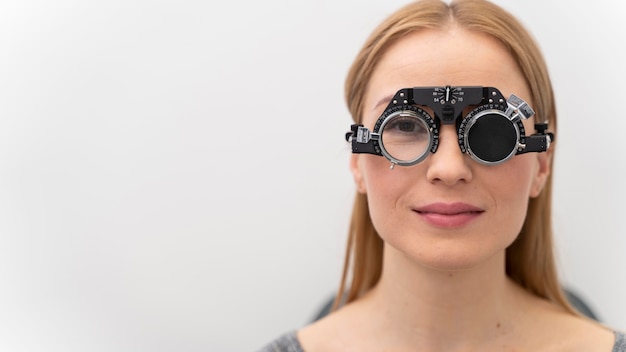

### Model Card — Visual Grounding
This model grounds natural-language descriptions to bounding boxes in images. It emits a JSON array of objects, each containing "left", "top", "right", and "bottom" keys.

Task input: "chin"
[
  {"left": 421, "top": 256, "right": 492, "bottom": 272},
  {"left": 387, "top": 240, "right": 508, "bottom": 273}
]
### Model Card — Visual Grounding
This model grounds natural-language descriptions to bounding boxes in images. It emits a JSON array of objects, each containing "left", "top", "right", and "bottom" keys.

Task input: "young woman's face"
[{"left": 351, "top": 28, "right": 551, "bottom": 271}]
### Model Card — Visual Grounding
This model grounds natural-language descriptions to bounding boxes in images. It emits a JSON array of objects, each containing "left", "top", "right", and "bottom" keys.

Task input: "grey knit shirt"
[{"left": 258, "top": 330, "right": 626, "bottom": 352}]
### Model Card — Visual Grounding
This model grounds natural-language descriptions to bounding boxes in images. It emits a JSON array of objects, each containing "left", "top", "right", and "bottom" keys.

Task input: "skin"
[{"left": 298, "top": 26, "right": 615, "bottom": 351}]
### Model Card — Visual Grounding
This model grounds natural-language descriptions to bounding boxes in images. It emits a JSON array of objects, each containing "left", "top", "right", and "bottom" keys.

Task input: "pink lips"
[{"left": 414, "top": 202, "right": 484, "bottom": 228}]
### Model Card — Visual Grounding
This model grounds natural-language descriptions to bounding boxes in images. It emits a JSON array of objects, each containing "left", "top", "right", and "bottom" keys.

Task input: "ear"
[
  {"left": 350, "top": 154, "right": 367, "bottom": 194},
  {"left": 529, "top": 147, "right": 553, "bottom": 198}
]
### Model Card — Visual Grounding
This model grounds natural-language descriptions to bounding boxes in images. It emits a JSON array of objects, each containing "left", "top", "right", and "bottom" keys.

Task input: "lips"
[{"left": 413, "top": 202, "right": 484, "bottom": 227}]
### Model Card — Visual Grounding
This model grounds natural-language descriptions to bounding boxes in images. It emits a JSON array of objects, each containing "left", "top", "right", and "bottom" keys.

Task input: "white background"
[{"left": 0, "top": 0, "right": 624, "bottom": 351}]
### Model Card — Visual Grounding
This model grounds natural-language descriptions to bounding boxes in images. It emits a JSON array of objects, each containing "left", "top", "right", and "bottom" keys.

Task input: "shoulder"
[
  {"left": 527, "top": 303, "right": 619, "bottom": 351},
  {"left": 554, "top": 320, "right": 619, "bottom": 351},
  {"left": 296, "top": 299, "right": 379, "bottom": 352},
  {"left": 614, "top": 330, "right": 626, "bottom": 352},
  {"left": 257, "top": 331, "right": 304, "bottom": 352},
  {"left": 507, "top": 286, "right": 617, "bottom": 351}
]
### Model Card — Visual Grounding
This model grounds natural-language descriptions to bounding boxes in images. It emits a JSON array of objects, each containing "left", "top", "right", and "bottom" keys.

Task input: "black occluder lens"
[{"left": 467, "top": 114, "right": 517, "bottom": 162}]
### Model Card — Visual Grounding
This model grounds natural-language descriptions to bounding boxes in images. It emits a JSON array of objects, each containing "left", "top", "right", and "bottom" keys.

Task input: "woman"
[{"left": 260, "top": 0, "right": 625, "bottom": 350}]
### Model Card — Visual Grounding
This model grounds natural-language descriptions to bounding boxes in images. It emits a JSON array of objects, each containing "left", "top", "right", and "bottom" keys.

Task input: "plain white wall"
[{"left": 0, "top": 1, "right": 624, "bottom": 351}]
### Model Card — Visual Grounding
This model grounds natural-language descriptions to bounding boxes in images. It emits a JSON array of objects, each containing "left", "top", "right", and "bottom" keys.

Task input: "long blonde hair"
[{"left": 335, "top": 0, "right": 574, "bottom": 314}]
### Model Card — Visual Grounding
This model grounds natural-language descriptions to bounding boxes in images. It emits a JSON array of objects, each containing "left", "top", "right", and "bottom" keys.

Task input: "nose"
[{"left": 425, "top": 125, "right": 473, "bottom": 185}]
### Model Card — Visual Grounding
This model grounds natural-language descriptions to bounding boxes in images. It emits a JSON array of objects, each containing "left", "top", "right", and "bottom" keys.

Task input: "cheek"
[
  {"left": 487, "top": 155, "right": 537, "bottom": 221},
  {"left": 361, "top": 157, "right": 397, "bottom": 200},
  {"left": 360, "top": 156, "right": 413, "bottom": 221},
  {"left": 508, "top": 154, "right": 539, "bottom": 192}
]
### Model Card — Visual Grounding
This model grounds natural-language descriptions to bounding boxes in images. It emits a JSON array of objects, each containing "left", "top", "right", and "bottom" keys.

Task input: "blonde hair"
[{"left": 335, "top": 0, "right": 574, "bottom": 314}]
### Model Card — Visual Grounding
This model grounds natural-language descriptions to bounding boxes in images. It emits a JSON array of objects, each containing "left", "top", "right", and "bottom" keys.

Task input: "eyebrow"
[{"left": 372, "top": 94, "right": 395, "bottom": 111}]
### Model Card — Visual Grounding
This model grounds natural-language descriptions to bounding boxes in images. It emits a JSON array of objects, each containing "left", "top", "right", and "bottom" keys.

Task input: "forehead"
[{"left": 364, "top": 28, "right": 531, "bottom": 122}]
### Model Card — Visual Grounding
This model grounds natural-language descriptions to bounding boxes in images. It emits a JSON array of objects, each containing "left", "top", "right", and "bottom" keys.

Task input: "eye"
[
  {"left": 377, "top": 109, "right": 434, "bottom": 165},
  {"left": 385, "top": 116, "right": 428, "bottom": 136},
  {"left": 397, "top": 119, "right": 418, "bottom": 132}
]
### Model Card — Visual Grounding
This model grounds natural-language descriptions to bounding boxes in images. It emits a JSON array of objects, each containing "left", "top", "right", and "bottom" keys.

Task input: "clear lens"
[{"left": 380, "top": 111, "right": 431, "bottom": 164}]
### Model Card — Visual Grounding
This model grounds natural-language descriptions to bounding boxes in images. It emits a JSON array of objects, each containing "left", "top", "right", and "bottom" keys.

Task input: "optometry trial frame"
[{"left": 345, "top": 86, "right": 554, "bottom": 168}]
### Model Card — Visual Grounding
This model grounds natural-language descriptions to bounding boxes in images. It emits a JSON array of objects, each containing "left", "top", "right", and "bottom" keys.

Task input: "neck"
[{"left": 360, "top": 244, "right": 524, "bottom": 350}]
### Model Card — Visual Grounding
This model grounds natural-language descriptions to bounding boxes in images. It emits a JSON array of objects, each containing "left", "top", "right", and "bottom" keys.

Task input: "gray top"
[{"left": 258, "top": 330, "right": 626, "bottom": 352}]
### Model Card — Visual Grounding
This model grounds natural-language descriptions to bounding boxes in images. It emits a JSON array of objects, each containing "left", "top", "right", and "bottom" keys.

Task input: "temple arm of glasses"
[
  {"left": 517, "top": 132, "right": 554, "bottom": 154},
  {"left": 345, "top": 124, "right": 381, "bottom": 155}
]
